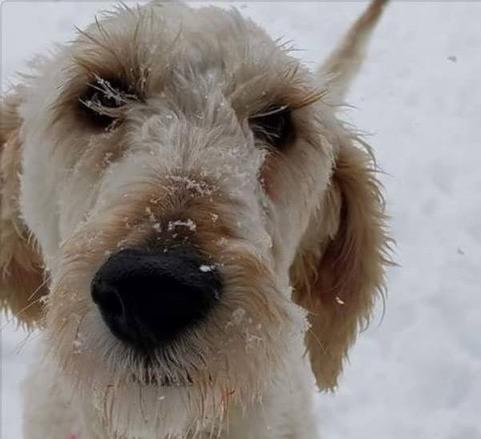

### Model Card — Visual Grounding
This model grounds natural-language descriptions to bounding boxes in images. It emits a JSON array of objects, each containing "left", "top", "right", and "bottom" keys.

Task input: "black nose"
[{"left": 91, "top": 246, "right": 222, "bottom": 350}]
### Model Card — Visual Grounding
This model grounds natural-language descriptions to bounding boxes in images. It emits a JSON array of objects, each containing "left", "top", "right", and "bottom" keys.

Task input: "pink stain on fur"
[{"left": 68, "top": 435, "right": 78, "bottom": 439}]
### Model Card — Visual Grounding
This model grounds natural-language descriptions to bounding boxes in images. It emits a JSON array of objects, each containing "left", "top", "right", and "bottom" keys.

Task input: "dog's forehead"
[{"left": 70, "top": 3, "right": 308, "bottom": 95}]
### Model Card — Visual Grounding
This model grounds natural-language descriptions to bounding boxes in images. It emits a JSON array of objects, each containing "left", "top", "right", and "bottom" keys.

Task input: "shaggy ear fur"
[
  {"left": 1, "top": 91, "right": 46, "bottom": 327},
  {"left": 291, "top": 140, "right": 391, "bottom": 390},
  {"left": 290, "top": 0, "right": 391, "bottom": 392}
]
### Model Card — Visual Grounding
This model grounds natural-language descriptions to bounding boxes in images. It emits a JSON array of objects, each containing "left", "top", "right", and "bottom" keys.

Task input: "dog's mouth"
[
  {"left": 130, "top": 368, "right": 195, "bottom": 387},
  {"left": 126, "top": 351, "right": 196, "bottom": 387},
  {"left": 152, "top": 375, "right": 194, "bottom": 387},
  {"left": 131, "top": 375, "right": 193, "bottom": 387},
  {"left": 159, "top": 375, "right": 194, "bottom": 387}
]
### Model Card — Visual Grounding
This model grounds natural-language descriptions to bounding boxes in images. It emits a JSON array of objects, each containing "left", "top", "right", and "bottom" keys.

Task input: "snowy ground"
[{"left": 1, "top": 1, "right": 481, "bottom": 438}]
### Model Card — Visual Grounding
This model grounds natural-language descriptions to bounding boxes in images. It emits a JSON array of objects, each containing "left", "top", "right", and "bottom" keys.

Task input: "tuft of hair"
[{"left": 319, "top": 0, "right": 389, "bottom": 104}]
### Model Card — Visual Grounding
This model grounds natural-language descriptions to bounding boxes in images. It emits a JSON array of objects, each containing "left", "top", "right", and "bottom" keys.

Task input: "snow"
[
  {"left": 334, "top": 297, "right": 345, "bottom": 306},
  {"left": 2, "top": 1, "right": 481, "bottom": 438},
  {"left": 231, "top": 308, "right": 246, "bottom": 326},
  {"left": 167, "top": 219, "right": 197, "bottom": 232},
  {"left": 199, "top": 264, "right": 215, "bottom": 273}
]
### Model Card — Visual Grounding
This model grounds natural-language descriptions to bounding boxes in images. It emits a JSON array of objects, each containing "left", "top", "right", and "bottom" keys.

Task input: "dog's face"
[{"left": 0, "top": 2, "right": 389, "bottom": 438}]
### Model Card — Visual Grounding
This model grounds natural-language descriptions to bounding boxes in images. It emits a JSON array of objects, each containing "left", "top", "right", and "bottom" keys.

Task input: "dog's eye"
[
  {"left": 250, "top": 105, "right": 294, "bottom": 149},
  {"left": 79, "top": 75, "right": 137, "bottom": 128}
]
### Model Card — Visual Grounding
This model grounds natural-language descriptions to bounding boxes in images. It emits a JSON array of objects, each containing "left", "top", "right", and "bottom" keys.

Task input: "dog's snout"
[{"left": 91, "top": 246, "right": 222, "bottom": 349}]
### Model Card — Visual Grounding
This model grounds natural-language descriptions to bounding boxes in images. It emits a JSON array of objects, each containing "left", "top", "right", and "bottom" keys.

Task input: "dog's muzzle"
[{"left": 91, "top": 245, "right": 222, "bottom": 351}]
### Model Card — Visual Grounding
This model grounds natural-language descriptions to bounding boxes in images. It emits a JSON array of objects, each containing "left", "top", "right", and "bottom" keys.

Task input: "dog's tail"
[{"left": 319, "top": 0, "right": 389, "bottom": 103}]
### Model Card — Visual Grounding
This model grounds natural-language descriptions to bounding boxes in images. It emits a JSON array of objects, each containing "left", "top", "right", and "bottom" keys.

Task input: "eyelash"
[
  {"left": 79, "top": 75, "right": 137, "bottom": 127},
  {"left": 79, "top": 78, "right": 295, "bottom": 148}
]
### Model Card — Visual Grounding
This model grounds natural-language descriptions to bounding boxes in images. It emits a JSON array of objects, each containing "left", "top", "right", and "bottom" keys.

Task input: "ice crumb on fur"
[
  {"left": 231, "top": 308, "right": 246, "bottom": 325},
  {"left": 243, "top": 324, "right": 264, "bottom": 353},
  {"left": 167, "top": 219, "right": 197, "bottom": 232},
  {"left": 245, "top": 333, "right": 263, "bottom": 346},
  {"left": 145, "top": 206, "right": 158, "bottom": 223},
  {"left": 102, "top": 152, "right": 114, "bottom": 166},
  {"left": 167, "top": 175, "right": 213, "bottom": 196},
  {"left": 199, "top": 264, "right": 215, "bottom": 272},
  {"left": 217, "top": 237, "right": 228, "bottom": 246},
  {"left": 93, "top": 74, "right": 136, "bottom": 105},
  {"left": 72, "top": 333, "right": 86, "bottom": 354},
  {"left": 225, "top": 308, "right": 247, "bottom": 330},
  {"left": 335, "top": 296, "right": 345, "bottom": 305}
]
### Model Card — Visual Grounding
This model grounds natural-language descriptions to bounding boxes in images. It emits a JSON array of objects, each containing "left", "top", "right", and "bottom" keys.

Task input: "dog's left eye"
[
  {"left": 250, "top": 105, "right": 294, "bottom": 149},
  {"left": 79, "top": 75, "right": 137, "bottom": 128}
]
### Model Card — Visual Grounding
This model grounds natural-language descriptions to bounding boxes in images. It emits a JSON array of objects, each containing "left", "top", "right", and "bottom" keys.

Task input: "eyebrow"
[{"left": 228, "top": 66, "right": 323, "bottom": 119}]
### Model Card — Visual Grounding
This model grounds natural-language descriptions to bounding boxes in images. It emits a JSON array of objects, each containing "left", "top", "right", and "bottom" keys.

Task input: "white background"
[{"left": 1, "top": 1, "right": 480, "bottom": 438}]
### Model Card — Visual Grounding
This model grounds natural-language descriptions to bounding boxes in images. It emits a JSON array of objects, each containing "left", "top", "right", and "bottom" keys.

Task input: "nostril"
[{"left": 91, "top": 278, "right": 124, "bottom": 318}]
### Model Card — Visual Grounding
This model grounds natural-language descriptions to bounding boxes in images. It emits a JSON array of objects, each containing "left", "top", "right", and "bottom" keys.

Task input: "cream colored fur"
[{"left": 0, "top": 1, "right": 390, "bottom": 438}]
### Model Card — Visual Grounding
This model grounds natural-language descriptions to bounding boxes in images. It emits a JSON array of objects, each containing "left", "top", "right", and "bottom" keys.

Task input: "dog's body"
[{"left": 1, "top": 2, "right": 390, "bottom": 438}]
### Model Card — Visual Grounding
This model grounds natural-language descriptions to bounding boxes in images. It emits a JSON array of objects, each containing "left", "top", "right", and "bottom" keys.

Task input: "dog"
[{"left": 0, "top": 1, "right": 391, "bottom": 438}]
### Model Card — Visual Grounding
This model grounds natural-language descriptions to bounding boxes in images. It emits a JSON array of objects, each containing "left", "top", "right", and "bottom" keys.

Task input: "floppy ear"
[
  {"left": 1, "top": 91, "right": 47, "bottom": 327},
  {"left": 291, "top": 0, "right": 391, "bottom": 391},
  {"left": 291, "top": 140, "right": 391, "bottom": 390}
]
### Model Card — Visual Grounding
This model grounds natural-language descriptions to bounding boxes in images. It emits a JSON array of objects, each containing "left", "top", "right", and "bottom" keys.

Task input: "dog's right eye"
[{"left": 79, "top": 75, "right": 137, "bottom": 128}]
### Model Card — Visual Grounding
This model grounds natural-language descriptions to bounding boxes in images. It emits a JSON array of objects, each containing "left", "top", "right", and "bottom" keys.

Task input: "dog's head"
[{"left": 0, "top": 1, "right": 390, "bottom": 437}]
